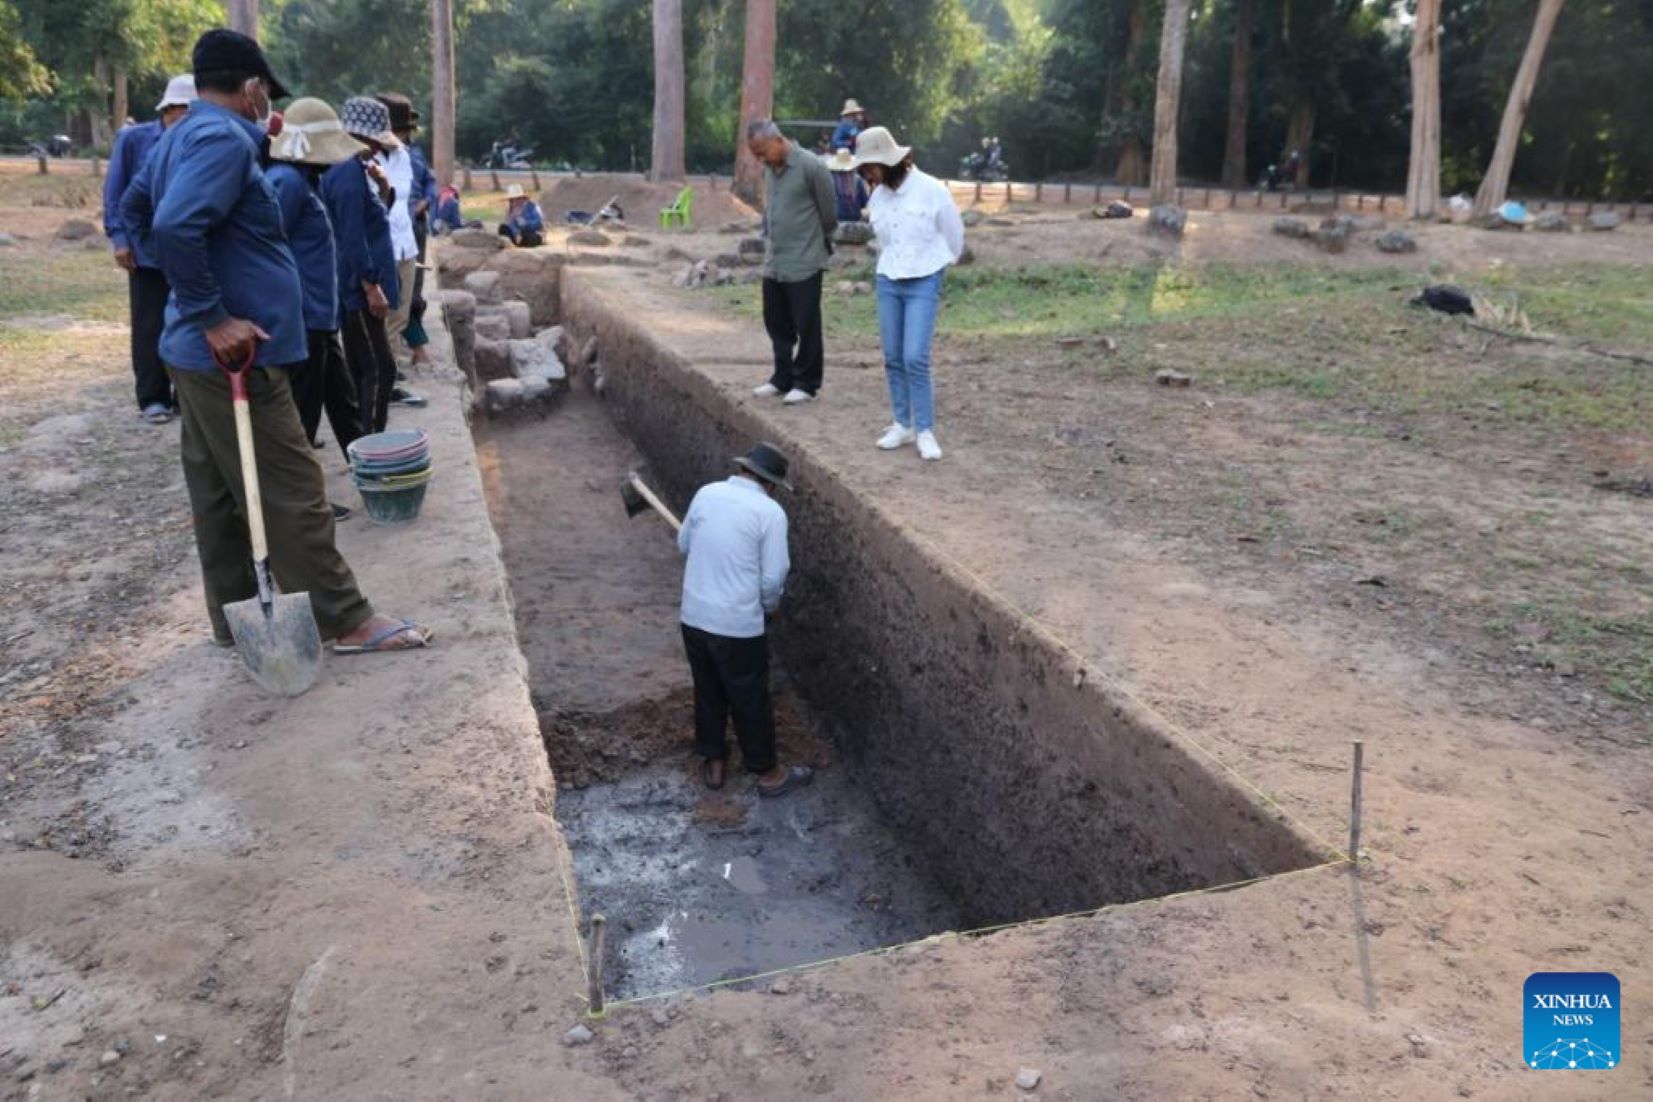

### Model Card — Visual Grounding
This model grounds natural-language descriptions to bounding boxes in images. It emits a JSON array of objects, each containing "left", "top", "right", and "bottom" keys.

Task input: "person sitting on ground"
[
  {"left": 105, "top": 73, "right": 196, "bottom": 426},
  {"left": 432, "top": 185, "right": 462, "bottom": 234},
  {"left": 854, "top": 126, "right": 965, "bottom": 462},
  {"left": 831, "top": 98, "right": 867, "bottom": 152},
  {"left": 497, "top": 184, "right": 544, "bottom": 247},
  {"left": 826, "top": 148, "right": 869, "bottom": 224},
  {"left": 120, "top": 29, "right": 430, "bottom": 656},
  {"left": 265, "top": 96, "right": 366, "bottom": 498},
  {"left": 678, "top": 443, "right": 812, "bottom": 798}
]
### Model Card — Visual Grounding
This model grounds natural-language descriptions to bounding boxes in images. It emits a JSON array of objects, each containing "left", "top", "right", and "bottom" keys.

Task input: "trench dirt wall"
[{"left": 560, "top": 272, "right": 1332, "bottom": 927}]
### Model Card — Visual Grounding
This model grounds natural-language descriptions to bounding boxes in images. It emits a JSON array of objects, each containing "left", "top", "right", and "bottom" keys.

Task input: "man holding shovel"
[
  {"left": 122, "top": 29, "right": 430, "bottom": 661},
  {"left": 676, "top": 444, "right": 812, "bottom": 796}
]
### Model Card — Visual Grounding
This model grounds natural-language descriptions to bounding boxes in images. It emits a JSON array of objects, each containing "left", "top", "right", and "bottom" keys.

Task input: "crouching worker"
[
  {"left": 678, "top": 444, "right": 813, "bottom": 797},
  {"left": 122, "top": 29, "right": 431, "bottom": 657},
  {"left": 497, "top": 184, "right": 544, "bottom": 247}
]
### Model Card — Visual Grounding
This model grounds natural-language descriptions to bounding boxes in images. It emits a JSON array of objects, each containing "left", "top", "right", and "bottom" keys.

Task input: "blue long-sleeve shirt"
[
  {"left": 507, "top": 200, "right": 544, "bottom": 234},
  {"left": 103, "top": 120, "right": 163, "bottom": 267},
  {"left": 831, "top": 119, "right": 861, "bottom": 151},
  {"left": 677, "top": 476, "right": 790, "bottom": 639},
  {"left": 408, "top": 142, "right": 438, "bottom": 219},
  {"left": 319, "top": 158, "right": 391, "bottom": 314},
  {"left": 120, "top": 100, "right": 306, "bottom": 371},
  {"left": 267, "top": 163, "right": 339, "bottom": 333}
]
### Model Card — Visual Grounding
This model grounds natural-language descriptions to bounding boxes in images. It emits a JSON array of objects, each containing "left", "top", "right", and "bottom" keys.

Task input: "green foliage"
[{"left": 0, "top": 0, "right": 51, "bottom": 101}]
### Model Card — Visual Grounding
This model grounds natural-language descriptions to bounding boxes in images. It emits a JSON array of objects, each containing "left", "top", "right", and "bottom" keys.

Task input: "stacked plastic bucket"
[{"left": 348, "top": 429, "right": 432, "bottom": 523}]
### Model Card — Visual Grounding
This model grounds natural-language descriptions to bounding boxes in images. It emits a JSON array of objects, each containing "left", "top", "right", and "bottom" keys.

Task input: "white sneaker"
[
  {"left": 876, "top": 423, "right": 916, "bottom": 450},
  {"left": 782, "top": 388, "right": 815, "bottom": 405},
  {"left": 752, "top": 383, "right": 781, "bottom": 398},
  {"left": 916, "top": 430, "right": 943, "bottom": 461}
]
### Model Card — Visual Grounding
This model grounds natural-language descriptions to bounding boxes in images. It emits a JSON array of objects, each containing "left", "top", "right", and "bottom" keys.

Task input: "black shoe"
[{"left": 390, "top": 386, "right": 427, "bottom": 408}]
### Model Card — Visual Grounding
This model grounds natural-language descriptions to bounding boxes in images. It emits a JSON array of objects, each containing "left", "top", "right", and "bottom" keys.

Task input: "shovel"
[
  {"left": 219, "top": 350, "right": 323, "bottom": 696},
  {"left": 620, "top": 473, "right": 681, "bottom": 532}
]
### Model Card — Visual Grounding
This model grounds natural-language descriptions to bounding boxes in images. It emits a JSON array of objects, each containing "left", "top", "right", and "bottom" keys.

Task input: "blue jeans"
[{"left": 876, "top": 270, "right": 943, "bottom": 432}]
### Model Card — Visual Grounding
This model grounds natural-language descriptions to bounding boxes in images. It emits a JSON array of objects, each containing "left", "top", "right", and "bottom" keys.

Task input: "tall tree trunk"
[
  {"left": 226, "top": 0, "right": 260, "bottom": 40},
  {"left": 1148, "top": 0, "right": 1191, "bottom": 206},
  {"left": 89, "top": 54, "right": 112, "bottom": 149},
  {"left": 1472, "top": 0, "right": 1566, "bottom": 217},
  {"left": 430, "top": 0, "right": 456, "bottom": 186},
  {"left": 650, "top": 0, "right": 686, "bottom": 181},
  {"left": 1404, "top": 0, "right": 1442, "bottom": 219},
  {"left": 112, "top": 65, "right": 128, "bottom": 133},
  {"left": 1104, "top": 0, "right": 1149, "bottom": 184},
  {"left": 1220, "top": 0, "right": 1253, "bottom": 188},
  {"left": 733, "top": 0, "right": 776, "bottom": 207},
  {"left": 1284, "top": 101, "right": 1314, "bottom": 188}
]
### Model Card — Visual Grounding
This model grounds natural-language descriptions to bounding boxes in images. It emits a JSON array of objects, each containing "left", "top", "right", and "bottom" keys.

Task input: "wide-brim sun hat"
[
  {"left": 840, "top": 98, "right": 863, "bottom": 117},
  {"left": 156, "top": 74, "right": 196, "bottom": 111},
  {"left": 504, "top": 184, "right": 527, "bottom": 200},
  {"left": 341, "top": 96, "right": 401, "bottom": 149},
  {"left": 269, "top": 98, "right": 367, "bottom": 166},
  {"left": 850, "top": 127, "right": 910, "bottom": 169},
  {"left": 826, "top": 149, "right": 856, "bottom": 172},
  {"left": 733, "top": 442, "right": 793, "bottom": 491}
]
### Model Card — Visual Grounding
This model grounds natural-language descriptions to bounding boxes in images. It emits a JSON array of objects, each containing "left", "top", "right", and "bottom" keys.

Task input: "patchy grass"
[
  {"left": 0, "top": 247, "right": 126, "bottom": 322},
  {"left": 1488, "top": 606, "right": 1653, "bottom": 705},
  {"left": 1483, "top": 263, "right": 1653, "bottom": 348}
]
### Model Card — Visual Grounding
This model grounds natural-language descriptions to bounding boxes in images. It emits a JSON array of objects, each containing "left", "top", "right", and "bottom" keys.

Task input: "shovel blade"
[
  {"left": 620, "top": 478, "right": 650, "bottom": 519},
  {"left": 224, "top": 590, "right": 323, "bottom": 697}
]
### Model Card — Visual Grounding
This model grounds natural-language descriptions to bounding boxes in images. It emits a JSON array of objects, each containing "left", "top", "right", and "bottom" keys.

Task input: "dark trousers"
[
  {"left": 408, "top": 217, "right": 428, "bottom": 342},
  {"left": 291, "top": 329, "right": 363, "bottom": 458},
  {"left": 681, "top": 625, "right": 776, "bottom": 773},
  {"left": 762, "top": 272, "right": 824, "bottom": 395},
  {"left": 129, "top": 266, "right": 172, "bottom": 410},
  {"left": 168, "top": 365, "right": 373, "bottom": 642},
  {"left": 498, "top": 223, "right": 544, "bottom": 248},
  {"left": 340, "top": 308, "right": 398, "bottom": 436}
]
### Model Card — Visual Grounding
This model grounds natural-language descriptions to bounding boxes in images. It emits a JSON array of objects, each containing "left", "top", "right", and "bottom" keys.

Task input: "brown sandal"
[{"left": 700, "top": 758, "right": 726, "bottom": 790}]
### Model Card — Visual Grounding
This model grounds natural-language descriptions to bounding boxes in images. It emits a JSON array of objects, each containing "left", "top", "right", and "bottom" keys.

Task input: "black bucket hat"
[
  {"left": 375, "top": 92, "right": 420, "bottom": 132},
  {"left": 733, "top": 442, "right": 793, "bottom": 491},
  {"left": 192, "top": 29, "right": 290, "bottom": 101}
]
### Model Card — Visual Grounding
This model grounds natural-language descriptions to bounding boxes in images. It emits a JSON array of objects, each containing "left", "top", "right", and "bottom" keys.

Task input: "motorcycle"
[
  {"left": 482, "top": 140, "right": 533, "bottom": 170},
  {"left": 27, "top": 135, "right": 73, "bottom": 158},
  {"left": 960, "top": 137, "right": 1009, "bottom": 183}
]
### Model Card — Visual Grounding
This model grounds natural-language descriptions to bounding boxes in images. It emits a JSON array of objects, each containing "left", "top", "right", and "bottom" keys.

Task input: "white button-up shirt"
[
  {"left": 866, "top": 167, "right": 965, "bottom": 280},
  {"left": 376, "top": 146, "right": 418, "bottom": 261},
  {"left": 678, "top": 476, "right": 791, "bottom": 639}
]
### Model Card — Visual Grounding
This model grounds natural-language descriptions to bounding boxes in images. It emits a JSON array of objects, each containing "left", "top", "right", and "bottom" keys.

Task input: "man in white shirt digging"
[{"left": 677, "top": 443, "right": 813, "bottom": 796}]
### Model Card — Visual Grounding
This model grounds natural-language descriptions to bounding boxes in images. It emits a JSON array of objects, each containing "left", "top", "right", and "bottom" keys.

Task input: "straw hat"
[
  {"left": 156, "top": 74, "right": 196, "bottom": 112},
  {"left": 504, "top": 184, "right": 527, "bottom": 201},
  {"left": 840, "top": 99, "right": 864, "bottom": 117},
  {"left": 269, "top": 98, "right": 367, "bottom": 166},
  {"left": 850, "top": 126, "right": 910, "bottom": 169},
  {"left": 340, "top": 96, "right": 401, "bottom": 149},
  {"left": 826, "top": 149, "right": 856, "bottom": 172}
]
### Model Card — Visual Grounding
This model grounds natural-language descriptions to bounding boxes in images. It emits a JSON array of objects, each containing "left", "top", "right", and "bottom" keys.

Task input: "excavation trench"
[{"left": 475, "top": 272, "right": 1330, "bottom": 999}]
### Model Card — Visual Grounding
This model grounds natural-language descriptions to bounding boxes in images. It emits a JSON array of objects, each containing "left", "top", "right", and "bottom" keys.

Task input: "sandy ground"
[
  {"left": 3, "top": 174, "right": 1649, "bottom": 1099},
  {"left": 546, "top": 253, "right": 1652, "bottom": 1099}
]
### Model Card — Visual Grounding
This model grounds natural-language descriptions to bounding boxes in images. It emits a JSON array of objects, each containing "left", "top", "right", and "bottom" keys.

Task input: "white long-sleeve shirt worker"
[
  {"left": 867, "top": 167, "right": 965, "bottom": 280},
  {"left": 678, "top": 477, "right": 791, "bottom": 639},
  {"left": 376, "top": 146, "right": 418, "bottom": 262}
]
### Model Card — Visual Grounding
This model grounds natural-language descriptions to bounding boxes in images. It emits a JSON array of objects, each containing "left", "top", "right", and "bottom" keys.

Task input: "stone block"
[
  {"left": 475, "top": 336, "right": 512, "bottom": 382},
  {"left": 833, "top": 222, "right": 874, "bottom": 246},
  {"left": 1273, "top": 217, "right": 1312, "bottom": 239},
  {"left": 1588, "top": 211, "right": 1621, "bottom": 231},
  {"left": 1534, "top": 211, "right": 1570, "bottom": 232},
  {"left": 473, "top": 313, "right": 511, "bottom": 342},
  {"left": 485, "top": 377, "right": 524, "bottom": 411},
  {"left": 508, "top": 338, "right": 567, "bottom": 382},
  {"left": 463, "top": 270, "right": 503, "bottom": 304},
  {"left": 1147, "top": 205, "right": 1186, "bottom": 237},
  {"left": 569, "top": 229, "right": 612, "bottom": 247},
  {"left": 55, "top": 219, "right": 97, "bottom": 241},
  {"left": 449, "top": 229, "right": 506, "bottom": 251},
  {"left": 1375, "top": 229, "right": 1417, "bottom": 254}
]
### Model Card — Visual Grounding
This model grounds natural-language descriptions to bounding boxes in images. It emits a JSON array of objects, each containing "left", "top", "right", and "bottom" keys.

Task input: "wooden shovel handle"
[{"left": 216, "top": 351, "right": 269, "bottom": 562}]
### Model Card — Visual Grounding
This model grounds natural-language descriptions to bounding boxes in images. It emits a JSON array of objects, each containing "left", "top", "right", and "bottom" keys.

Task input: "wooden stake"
[
  {"left": 1349, "top": 741, "right": 1365, "bottom": 868},
  {"left": 586, "top": 913, "right": 608, "bottom": 1017}
]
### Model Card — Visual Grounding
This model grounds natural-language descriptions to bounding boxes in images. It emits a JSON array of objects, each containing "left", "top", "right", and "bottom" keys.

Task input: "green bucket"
[{"left": 355, "top": 476, "right": 431, "bottom": 524}]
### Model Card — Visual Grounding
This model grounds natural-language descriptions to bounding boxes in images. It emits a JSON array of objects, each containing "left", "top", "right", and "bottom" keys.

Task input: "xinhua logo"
[{"left": 1524, "top": 972, "right": 1620, "bottom": 1071}]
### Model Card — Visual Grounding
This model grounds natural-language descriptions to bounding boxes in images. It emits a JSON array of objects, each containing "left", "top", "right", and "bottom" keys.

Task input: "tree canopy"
[{"left": 2, "top": 0, "right": 1649, "bottom": 199}]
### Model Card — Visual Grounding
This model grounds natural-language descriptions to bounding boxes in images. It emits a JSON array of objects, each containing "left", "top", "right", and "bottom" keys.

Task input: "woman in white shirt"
[{"left": 853, "top": 127, "right": 966, "bottom": 461}]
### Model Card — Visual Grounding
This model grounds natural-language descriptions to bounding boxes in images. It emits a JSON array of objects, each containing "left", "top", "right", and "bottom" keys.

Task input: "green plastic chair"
[{"left": 659, "top": 185, "right": 694, "bottom": 229}]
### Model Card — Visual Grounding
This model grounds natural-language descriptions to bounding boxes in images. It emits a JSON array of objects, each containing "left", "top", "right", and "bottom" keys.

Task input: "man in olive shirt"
[{"left": 746, "top": 120, "right": 837, "bottom": 405}]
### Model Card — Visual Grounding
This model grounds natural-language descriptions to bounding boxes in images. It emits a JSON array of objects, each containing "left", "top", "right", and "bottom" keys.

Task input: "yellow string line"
[
  {"left": 595, "top": 856, "right": 1349, "bottom": 1010},
  {"left": 900, "top": 526, "right": 1350, "bottom": 864},
  {"left": 555, "top": 851, "right": 591, "bottom": 989}
]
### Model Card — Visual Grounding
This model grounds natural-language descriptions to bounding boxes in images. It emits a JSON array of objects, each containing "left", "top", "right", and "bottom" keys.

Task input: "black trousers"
[
  {"left": 340, "top": 308, "right": 398, "bottom": 436},
  {"left": 129, "top": 266, "right": 172, "bottom": 410},
  {"left": 762, "top": 272, "right": 824, "bottom": 395},
  {"left": 498, "top": 223, "right": 543, "bottom": 248},
  {"left": 291, "top": 329, "right": 363, "bottom": 459},
  {"left": 681, "top": 625, "right": 776, "bottom": 773},
  {"left": 410, "top": 217, "right": 428, "bottom": 330}
]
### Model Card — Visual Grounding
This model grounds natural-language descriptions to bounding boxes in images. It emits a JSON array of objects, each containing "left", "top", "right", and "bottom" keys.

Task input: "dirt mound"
[{"left": 537, "top": 174, "right": 757, "bottom": 229}]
